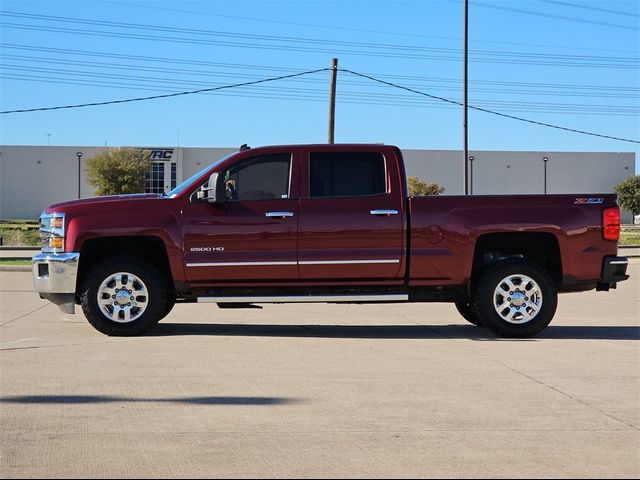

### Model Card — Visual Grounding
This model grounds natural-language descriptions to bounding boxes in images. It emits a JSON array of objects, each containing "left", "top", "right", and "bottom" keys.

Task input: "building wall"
[
  {"left": 402, "top": 149, "right": 635, "bottom": 196},
  {"left": 0, "top": 145, "right": 635, "bottom": 221}
]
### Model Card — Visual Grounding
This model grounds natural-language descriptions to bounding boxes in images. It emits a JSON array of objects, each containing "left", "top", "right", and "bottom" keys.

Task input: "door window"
[
  {"left": 309, "top": 152, "right": 387, "bottom": 198},
  {"left": 225, "top": 154, "right": 291, "bottom": 201}
]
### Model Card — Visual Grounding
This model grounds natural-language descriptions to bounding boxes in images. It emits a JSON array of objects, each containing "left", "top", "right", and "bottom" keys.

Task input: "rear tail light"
[{"left": 603, "top": 207, "right": 621, "bottom": 241}]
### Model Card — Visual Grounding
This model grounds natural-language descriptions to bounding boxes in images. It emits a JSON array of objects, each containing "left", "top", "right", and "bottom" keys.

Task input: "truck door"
[
  {"left": 182, "top": 151, "right": 299, "bottom": 283},
  {"left": 298, "top": 148, "right": 406, "bottom": 281}
]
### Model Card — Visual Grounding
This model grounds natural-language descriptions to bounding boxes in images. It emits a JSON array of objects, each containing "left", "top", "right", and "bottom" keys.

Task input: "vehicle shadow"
[{"left": 149, "top": 323, "right": 640, "bottom": 341}]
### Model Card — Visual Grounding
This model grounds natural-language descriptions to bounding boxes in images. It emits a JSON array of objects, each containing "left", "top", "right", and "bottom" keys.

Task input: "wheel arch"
[
  {"left": 470, "top": 232, "right": 562, "bottom": 292},
  {"left": 77, "top": 236, "right": 174, "bottom": 294}
]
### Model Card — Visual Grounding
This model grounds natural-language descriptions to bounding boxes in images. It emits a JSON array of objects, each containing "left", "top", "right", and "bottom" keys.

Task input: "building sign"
[{"left": 143, "top": 149, "right": 174, "bottom": 161}]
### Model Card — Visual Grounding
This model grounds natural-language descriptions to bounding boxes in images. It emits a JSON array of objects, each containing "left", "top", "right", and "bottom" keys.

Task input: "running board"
[{"left": 198, "top": 294, "right": 409, "bottom": 304}]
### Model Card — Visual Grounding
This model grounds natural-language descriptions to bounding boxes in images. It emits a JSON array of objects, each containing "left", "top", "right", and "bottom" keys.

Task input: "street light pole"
[
  {"left": 543, "top": 156, "right": 549, "bottom": 194},
  {"left": 463, "top": 0, "right": 469, "bottom": 195},
  {"left": 469, "top": 156, "right": 474, "bottom": 195},
  {"left": 77, "top": 152, "right": 83, "bottom": 199}
]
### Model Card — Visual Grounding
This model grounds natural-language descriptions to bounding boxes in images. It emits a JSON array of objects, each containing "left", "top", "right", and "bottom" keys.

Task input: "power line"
[
  {"left": 3, "top": 43, "right": 638, "bottom": 93},
  {"left": 536, "top": 0, "right": 640, "bottom": 19},
  {"left": 2, "top": 21, "right": 635, "bottom": 69},
  {"left": 5, "top": 69, "right": 636, "bottom": 116},
  {"left": 4, "top": 52, "right": 638, "bottom": 100},
  {"left": 96, "top": 0, "right": 637, "bottom": 54},
  {"left": 459, "top": 0, "right": 639, "bottom": 31},
  {"left": 341, "top": 68, "right": 640, "bottom": 144},
  {"left": 1, "top": 11, "right": 638, "bottom": 68},
  {"left": 0, "top": 68, "right": 329, "bottom": 114},
  {"left": 2, "top": 57, "right": 637, "bottom": 142}
]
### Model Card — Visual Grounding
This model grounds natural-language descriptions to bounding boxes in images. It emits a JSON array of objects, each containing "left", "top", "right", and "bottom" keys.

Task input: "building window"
[{"left": 145, "top": 162, "right": 165, "bottom": 194}]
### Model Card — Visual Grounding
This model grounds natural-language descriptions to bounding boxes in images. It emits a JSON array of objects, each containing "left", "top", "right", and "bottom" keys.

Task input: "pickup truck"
[{"left": 32, "top": 144, "right": 629, "bottom": 338}]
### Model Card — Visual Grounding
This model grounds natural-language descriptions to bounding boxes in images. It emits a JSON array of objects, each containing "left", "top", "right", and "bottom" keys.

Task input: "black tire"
[
  {"left": 455, "top": 301, "right": 485, "bottom": 327},
  {"left": 472, "top": 258, "right": 557, "bottom": 338},
  {"left": 79, "top": 255, "right": 168, "bottom": 336},
  {"left": 162, "top": 293, "right": 176, "bottom": 319}
]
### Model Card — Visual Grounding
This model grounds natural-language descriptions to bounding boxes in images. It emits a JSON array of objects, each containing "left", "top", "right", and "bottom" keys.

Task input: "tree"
[
  {"left": 407, "top": 176, "right": 445, "bottom": 196},
  {"left": 86, "top": 148, "right": 151, "bottom": 196},
  {"left": 614, "top": 175, "right": 640, "bottom": 217}
]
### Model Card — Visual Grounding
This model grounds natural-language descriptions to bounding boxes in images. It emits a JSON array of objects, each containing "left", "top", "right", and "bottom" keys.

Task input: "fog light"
[{"left": 49, "top": 237, "right": 64, "bottom": 249}]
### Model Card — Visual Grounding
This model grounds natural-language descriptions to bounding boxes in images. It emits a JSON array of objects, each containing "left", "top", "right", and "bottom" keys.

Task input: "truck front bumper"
[
  {"left": 597, "top": 255, "right": 629, "bottom": 291},
  {"left": 32, "top": 252, "right": 80, "bottom": 314}
]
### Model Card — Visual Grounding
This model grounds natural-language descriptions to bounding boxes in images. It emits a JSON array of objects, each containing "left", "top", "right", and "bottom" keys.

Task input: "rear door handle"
[
  {"left": 370, "top": 210, "right": 399, "bottom": 216},
  {"left": 265, "top": 211, "right": 295, "bottom": 218}
]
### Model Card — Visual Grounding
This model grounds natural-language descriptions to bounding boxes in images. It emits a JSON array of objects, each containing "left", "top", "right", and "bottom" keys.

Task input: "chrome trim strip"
[
  {"left": 610, "top": 260, "right": 628, "bottom": 265},
  {"left": 199, "top": 294, "right": 409, "bottom": 303},
  {"left": 299, "top": 259, "right": 400, "bottom": 265},
  {"left": 186, "top": 259, "right": 400, "bottom": 267},
  {"left": 186, "top": 261, "right": 297, "bottom": 267}
]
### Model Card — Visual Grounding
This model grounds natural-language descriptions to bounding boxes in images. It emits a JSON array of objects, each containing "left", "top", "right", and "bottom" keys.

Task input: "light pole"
[
  {"left": 77, "top": 152, "right": 83, "bottom": 199},
  {"left": 463, "top": 0, "right": 469, "bottom": 195},
  {"left": 469, "top": 155, "right": 474, "bottom": 195},
  {"left": 543, "top": 156, "right": 549, "bottom": 194}
]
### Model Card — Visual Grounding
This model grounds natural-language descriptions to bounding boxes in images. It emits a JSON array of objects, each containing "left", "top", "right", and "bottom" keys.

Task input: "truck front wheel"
[
  {"left": 79, "top": 255, "right": 168, "bottom": 336},
  {"left": 472, "top": 259, "right": 557, "bottom": 338}
]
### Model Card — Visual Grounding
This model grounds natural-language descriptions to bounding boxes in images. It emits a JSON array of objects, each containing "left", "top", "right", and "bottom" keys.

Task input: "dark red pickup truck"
[{"left": 32, "top": 144, "right": 629, "bottom": 337}]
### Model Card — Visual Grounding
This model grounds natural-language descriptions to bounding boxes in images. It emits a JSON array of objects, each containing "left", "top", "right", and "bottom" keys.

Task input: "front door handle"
[
  {"left": 265, "top": 211, "right": 295, "bottom": 218},
  {"left": 370, "top": 210, "right": 399, "bottom": 216}
]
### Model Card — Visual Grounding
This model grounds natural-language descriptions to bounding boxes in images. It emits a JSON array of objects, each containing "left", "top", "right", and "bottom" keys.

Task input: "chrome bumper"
[{"left": 32, "top": 252, "right": 80, "bottom": 314}]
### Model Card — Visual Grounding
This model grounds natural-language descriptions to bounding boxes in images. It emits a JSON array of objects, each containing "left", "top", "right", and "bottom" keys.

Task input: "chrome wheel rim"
[
  {"left": 97, "top": 272, "right": 149, "bottom": 323},
  {"left": 493, "top": 274, "right": 543, "bottom": 325}
]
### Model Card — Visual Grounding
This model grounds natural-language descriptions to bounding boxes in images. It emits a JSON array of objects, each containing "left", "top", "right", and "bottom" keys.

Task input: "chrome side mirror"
[{"left": 196, "top": 172, "right": 226, "bottom": 204}]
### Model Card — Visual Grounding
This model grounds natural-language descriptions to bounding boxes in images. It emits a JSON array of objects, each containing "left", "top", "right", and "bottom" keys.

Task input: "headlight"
[
  {"left": 50, "top": 217, "right": 64, "bottom": 229},
  {"left": 40, "top": 212, "right": 65, "bottom": 253}
]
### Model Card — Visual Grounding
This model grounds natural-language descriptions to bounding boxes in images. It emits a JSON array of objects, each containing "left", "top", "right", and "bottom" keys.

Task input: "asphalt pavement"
[{"left": 0, "top": 263, "right": 638, "bottom": 478}]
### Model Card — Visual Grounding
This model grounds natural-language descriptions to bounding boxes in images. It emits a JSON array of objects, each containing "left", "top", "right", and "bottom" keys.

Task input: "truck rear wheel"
[
  {"left": 79, "top": 255, "right": 168, "bottom": 336},
  {"left": 472, "top": 259, "right": 557, "bottom": 338},
  {"left": 454, "top": 302, "right": 484, "bottom": 327}
]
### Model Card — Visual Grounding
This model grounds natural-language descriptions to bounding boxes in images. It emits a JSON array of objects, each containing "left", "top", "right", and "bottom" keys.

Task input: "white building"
[{"left": 0, "top": 145, "right": 635, "bottom": 221}]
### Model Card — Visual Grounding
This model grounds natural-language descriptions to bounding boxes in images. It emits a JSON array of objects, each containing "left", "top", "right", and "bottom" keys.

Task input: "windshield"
[{"left": 166, "top": 152, "right": 236, "bottom": 198}]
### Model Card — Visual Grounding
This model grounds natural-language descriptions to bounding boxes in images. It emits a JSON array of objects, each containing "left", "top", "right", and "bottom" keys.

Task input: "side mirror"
[{"left": 196, "top": 172, "right": 226, "bottom": 204}]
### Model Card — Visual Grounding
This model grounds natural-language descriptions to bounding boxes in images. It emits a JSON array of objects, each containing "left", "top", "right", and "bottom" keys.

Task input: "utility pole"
[
  {"left": 328, "top": 58, "right": 338, "bottom": 144},
  {"left": 463, "top": 0, "right": 469, "bottom": 195}
]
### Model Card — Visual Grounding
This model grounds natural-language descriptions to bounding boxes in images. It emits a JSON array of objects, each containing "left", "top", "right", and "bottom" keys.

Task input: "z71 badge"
[{"left": 575, "top": 197, "right": 604, "bottom": 204}]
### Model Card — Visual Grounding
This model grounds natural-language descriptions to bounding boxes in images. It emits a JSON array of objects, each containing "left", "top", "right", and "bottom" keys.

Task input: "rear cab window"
[{"left": 309, "top": 151, "right": 387, "bottom": 198}]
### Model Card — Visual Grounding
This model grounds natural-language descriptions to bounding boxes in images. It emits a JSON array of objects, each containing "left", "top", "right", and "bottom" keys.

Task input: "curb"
[{"left": 0, "top": 265, "right": 32, "bottom": 272}]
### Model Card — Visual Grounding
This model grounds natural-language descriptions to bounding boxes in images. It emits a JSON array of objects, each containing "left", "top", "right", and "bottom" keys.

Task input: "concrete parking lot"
[{"left": 1, "top": 263, "right": 639, "bottom": 479}]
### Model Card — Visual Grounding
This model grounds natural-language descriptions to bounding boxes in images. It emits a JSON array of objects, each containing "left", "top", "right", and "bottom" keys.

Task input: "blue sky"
[{"left": 1, "top": 0, "right": 638, "bottom": 171}]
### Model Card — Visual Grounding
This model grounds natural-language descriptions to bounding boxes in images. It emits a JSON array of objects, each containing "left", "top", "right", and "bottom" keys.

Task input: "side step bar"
[{"left": 198, "top": 294, "right": 409, "bottom": 304}]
